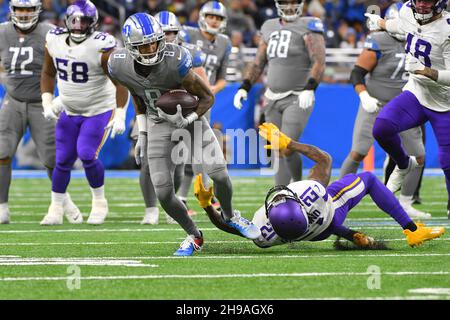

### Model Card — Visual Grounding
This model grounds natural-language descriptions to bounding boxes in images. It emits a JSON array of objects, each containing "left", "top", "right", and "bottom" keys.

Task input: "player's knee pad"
[
  {"left": 154, "top": 185, "right": 175, "bottom": 205},
  {"left": 151, "top": 171, "right": 173, "bottom": 190},
  {"left": 372, "top": 118, "right": 398, "bottom": 141}
]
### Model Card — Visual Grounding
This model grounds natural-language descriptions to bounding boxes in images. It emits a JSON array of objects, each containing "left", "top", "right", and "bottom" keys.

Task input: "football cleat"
[
  {"left": 165, "top": 213, "right": 177, "bottom": 224},
  {"left": 41, "top": 203, "right": 64, "bottom": 225},
  {"left": 63, "top": 193, "right": 83, "bottom": 224},
  {"left": 0, "top": 206, "right": 10, "bottom": 224},
  {"left": 225, "top": 210, "right": 261, "bottom": 240},
  {"left": 403, "top": 222, "right": 445, "bottom": 247},
  {"left": 87, "top": 198, "right": 108, "bottom": 225},
  {"left": 386, "top": 157, "right": 420, "bottom": 193},
  {"left": 141, "top": 207, "right": 159, "bottom": 225},
  {"left": 173, "top": 232, "right": 204, "bottom": 256}
]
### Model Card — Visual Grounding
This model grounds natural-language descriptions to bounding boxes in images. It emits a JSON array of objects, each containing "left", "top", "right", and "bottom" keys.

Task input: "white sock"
[
  {"left": 146, "top": 207, "right": 159, "bottom": 215},
  {"left": 399, "top": 195, "right": 413, "bottom": 207},
  {"left": 91, "top": 186, "right": 105, "bottom": 201},
  {"left": 0, "top": 203, "right": 8, "bottom": 211},
  {"left": 51, "top": 192, "right": 65, "bottom": 206}
]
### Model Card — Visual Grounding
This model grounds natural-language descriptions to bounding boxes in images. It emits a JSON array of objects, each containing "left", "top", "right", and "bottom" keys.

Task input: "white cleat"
[
  {"left": 0, "top": 206, "right": 10, "bottom": 224},
  {"left": 141, "top": 207, "right": 159, "bottom": 225},
  {"left": 166, "top": 213, "right": 177, "bottom": 225},
  {"left": 87, "top": 198, "right": 108, "bottom": 225},
  {"left": 402, "top": 204, "right": 432, "bottom": 219},
  {"left": 386, "top": 157, "right": 420, "bottom": 193},
  {"left": 40, "top": 203, "right": 64, "bottom": 225},
  {"left": 63, "top": 193, "right": 83, "bottom": 224}
]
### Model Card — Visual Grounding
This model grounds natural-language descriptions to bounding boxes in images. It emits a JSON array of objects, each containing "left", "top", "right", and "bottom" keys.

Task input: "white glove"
[
  {"left": 405, "top": 54, "right": 426, "bottom": 73},
  {"left": 106, "top": 107, "right": 126, "bottom": 139},
  {"left": 298, "top": 90, "right": 315, "bottom": 110},
  {"left": 359, "top": 91, "right": 381, "bottom": 113},
  {"left": 364, "top": 13, "right": 382, "bottom": 31},
  {"left": 135, "top": 131, "right": 147, "bottom": 166},
  {"left": 233, "top": 88, "right": 248, "bottom": 110},
  {"left": 157, "top": 105, "right": 198, "bottom": 129},
  {"left": 41, "top": 92, "right": 62, "bottom": 120}
]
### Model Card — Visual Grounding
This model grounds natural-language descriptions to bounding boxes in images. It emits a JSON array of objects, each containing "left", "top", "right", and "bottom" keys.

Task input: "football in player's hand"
[{"left": 156, "top": 89, "right": 199, "bottom": 116}]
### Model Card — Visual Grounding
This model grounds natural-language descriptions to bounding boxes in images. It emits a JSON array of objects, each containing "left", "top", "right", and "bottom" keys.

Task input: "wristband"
[
  {"left": 136, "top": 114, "right": 147, "bottom": 133},
  {"left": 185, "top": 112, "right": 199, "bottom": 125},
  {"left": 304, "top": 78, "right": 319, "bottom": 91},
  {"left": 437, "top": 70, "right": 450, "bottom": 86},
  {"left": 41, "top": 92, "right": 53, "bottom": 106},
  {"left": 239, "top": 79, "right": 252, "bottom": 92}
]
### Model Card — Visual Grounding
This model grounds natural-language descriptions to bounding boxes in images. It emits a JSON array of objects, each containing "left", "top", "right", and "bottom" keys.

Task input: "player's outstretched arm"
[
  {"left": 181, "top": 69, "right": 215, "bottom": 117},
  {"left": 193, "top": 174, "right": 242, "bottom": 237},
  {"left": 258, "top": 123, "right": 332, "bottom": 186}
]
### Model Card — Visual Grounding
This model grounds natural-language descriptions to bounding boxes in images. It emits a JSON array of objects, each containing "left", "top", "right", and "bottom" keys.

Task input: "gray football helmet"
[{"left": 10, "top": 0, "right": 42, "bottom": 31}]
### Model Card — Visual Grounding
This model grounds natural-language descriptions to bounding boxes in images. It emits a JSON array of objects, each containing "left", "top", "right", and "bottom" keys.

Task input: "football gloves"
[
  {"left": 194, "top": 174, "right": 214, "bottom": 208},
  {"left": 157, "top": 105, "right": 198, "bottom": 128},
  {"left": 258, "top": 122, "right": 292, "bottom": 151},
  {"left": 106, "top": 107, "right": 126, "bottom": 139},
  {"left": 42, "top": 93, "right": 63, "bottom": 121},
  {"left": 364, "top": 13, "right": 382, "bottom": 31},
  {"left": 359, "top": 91, "right": 381, "bottom": 113},
  {"left": 134, "top": 132, "right": 147, "bottom": 166},
  {"left": 233, "top": 88, "right": 248, "bottom": 110},
  {"left": 298, "top": 90, "right": 315, "bottom": 110}
]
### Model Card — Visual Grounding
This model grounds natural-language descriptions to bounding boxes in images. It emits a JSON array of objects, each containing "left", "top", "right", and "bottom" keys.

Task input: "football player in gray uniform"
[
  {"left": 177, "top": 1, "right": 232, "bottom": 215},
  {"left": 234, "top": 0, "right": 326, "bottom": 187},
  {"left": 108, "top": 13, "right": 260, "bottom": 256},
  {"left": 0, "top": 0, "right": 80, "bottom": 224},
  {"left": 135, "top": 10, "right": 209, "bottom": 225},
  {"left": 340, "top": 2, "right": 429, "bottom": 219}
]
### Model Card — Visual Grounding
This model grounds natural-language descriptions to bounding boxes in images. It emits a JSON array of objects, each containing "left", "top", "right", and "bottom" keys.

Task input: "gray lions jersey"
[
  {"left": 179, "top": 26, "right": 231, "bottom": 85},
  {"left": 261, "top": 17, "right": 324, "bottom": 93},
  {"left": 107, "top": 43, "right": 193, "bottom": 122},
  {"left": 364, "top": 31, "right": 408, "bottom": 104},
  {"left": 0, "top": 21, "right": 52, "bottom": 102}
]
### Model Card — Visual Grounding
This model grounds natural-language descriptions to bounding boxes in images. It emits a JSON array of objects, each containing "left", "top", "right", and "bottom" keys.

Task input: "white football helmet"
[
  {"left": 385, "top": 2, "right": 405, "bottom": 41},
  {"left": 122, "top": 13, "right": 166, "bottom": 66},
  {"left": 10, "top": 0, "right": 42, "bottom": 31},
  {"left": 275, "top": 0, "right": 303, "bottom": 22},
  {"left": 198, "top": 1, "right": 227, "bottom": 35}
]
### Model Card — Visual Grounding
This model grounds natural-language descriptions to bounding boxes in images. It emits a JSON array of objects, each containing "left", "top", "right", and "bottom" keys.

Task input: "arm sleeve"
[
  {"left": 385, "top": 18, "right": 402, "bottom": 34},
  {"left": 177, "top": 47, "right": 193, "bottom": 78},
  {"left": 436, "top": 40, "right": 450, "bottom": 86}
]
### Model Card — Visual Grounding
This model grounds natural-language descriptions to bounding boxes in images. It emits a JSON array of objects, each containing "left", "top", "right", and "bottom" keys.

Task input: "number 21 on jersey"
[{"left": 267, "top": 30, "right": 292, "bottom": 59}]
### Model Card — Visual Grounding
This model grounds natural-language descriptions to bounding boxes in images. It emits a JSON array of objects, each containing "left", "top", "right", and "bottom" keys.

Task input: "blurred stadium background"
[{"left": 1, "top": 0, "right": 449, "bottom": 172}]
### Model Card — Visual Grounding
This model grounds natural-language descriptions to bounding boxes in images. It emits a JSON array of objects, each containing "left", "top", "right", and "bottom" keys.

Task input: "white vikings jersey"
[
  {"left": 252, "top": 180, "right": 335, "bottom": 248},
  {"left": 46, "top": 28, "right": 117, "bottom": 116},
  {"left": 396, "top": 3, "right": 450, "bottom": 112}
]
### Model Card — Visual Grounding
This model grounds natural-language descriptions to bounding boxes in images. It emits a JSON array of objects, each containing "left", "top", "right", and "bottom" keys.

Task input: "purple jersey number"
[
  {"left": 55, "top": 58, "right": 89, "bottom": 83},
  {"left": 299, "top": 187, "right": 319, "bottom": 207},
  {"left": 405, "top": 33, "right": 432, "bottom": 67},
  {"left": 260, "top": 225, "right": 276, "bottom": 241}
]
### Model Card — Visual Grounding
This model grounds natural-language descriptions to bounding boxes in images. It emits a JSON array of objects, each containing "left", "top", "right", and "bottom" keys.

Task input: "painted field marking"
[
  {"left": 408, "top": 288, "right": 450, "bottom": 295},
  {"left": 0, "top": 271, "right": 449, "bottom": 282},
  {"left": 0, "top": 257, "right": 157, "bottom": 268}
]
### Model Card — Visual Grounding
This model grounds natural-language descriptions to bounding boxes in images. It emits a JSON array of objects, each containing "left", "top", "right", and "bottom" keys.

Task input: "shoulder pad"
[
  {"left": 92, "top": 32, "right": 117, "bottom": 52},
  {"left": 364, "top": 34, "right": 381, "bottom": 51},
  {"left": 306, "top": 18, "right": 325, "bottom": 33}
]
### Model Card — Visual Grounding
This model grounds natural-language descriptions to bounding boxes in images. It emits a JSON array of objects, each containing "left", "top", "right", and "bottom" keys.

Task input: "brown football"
[{"left": 155, "top": 89, "right": 199, "bottom": 116}]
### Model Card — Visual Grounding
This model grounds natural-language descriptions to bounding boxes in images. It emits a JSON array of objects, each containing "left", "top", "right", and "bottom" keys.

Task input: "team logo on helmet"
[{"left": 122, "top": 13, "right": 166, "bottom": 66}]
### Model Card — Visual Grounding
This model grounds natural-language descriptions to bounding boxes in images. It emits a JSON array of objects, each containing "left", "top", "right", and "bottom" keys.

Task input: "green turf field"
[{"left": 0, "top": 175, "right": 449, "bottom": 300}]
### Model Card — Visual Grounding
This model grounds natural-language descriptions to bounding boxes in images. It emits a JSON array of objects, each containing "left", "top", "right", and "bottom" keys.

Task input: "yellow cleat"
[{"left": 403, "top": 223, "right": 445, "bottom": 247}]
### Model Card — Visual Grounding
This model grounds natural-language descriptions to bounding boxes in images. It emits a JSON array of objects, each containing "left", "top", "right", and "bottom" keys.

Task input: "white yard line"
[{"left": 0, "top": 271, "right": 448, "bottom": 282}]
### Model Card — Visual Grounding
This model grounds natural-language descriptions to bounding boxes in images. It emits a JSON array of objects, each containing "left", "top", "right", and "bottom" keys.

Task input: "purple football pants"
[
  {"left": 373, "top": 90, "right": 450, "bottom": 200},
  {"left": 52, "top": 110, "right": 112, "bottom": 193},
  {"left": 311, "top": 172, "right": 413, "bottom": 241}
]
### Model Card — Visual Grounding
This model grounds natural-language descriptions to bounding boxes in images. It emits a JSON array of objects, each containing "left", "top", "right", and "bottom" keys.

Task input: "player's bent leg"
[
  {"left": 177, "top": 163, "right": 196, "bottom": 216},
  {"left": 340, "top": 151, "right": 365, "bottom": 178}
]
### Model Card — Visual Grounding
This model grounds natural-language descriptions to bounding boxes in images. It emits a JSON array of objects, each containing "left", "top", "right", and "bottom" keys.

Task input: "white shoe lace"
[{"left": 179, "top": 236, "right": 196, "bottom": 250}]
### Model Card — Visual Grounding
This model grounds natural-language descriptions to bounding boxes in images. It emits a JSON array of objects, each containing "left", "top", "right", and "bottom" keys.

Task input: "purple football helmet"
[
  {"left": 411, "top": 0, "right": 448, "bottom": 23},
  {"left": 265, "top": 185, "right": 309, "bottom": 240},
  {"left": 65, "top": 0, "right": 98, "bottom": 43}
]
